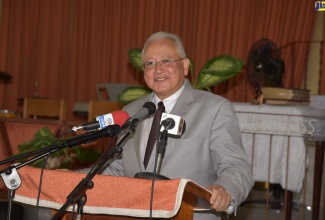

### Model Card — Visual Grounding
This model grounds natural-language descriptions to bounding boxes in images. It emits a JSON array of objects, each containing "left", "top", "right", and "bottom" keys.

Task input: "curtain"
[{"left": 0, "top": 0, "right": 319, "bottom": 120}]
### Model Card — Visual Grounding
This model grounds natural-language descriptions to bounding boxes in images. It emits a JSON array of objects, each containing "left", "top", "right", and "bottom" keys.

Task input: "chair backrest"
[
  {"left": 88, "top": 100, "right": 125, "bottom": 122},
  {"left": 23, "top": 97, "right": 67, "bottom": 120},
  {"left": 96, "top": 83, "right": 134, "bottom": 101}
]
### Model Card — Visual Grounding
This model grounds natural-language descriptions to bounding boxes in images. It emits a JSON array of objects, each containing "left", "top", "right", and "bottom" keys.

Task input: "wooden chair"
[
  {"left": 95, "top": 83, "right": 134, "bottom": 101},
  {"left": 88, "top": 100, "right": 125, "bottom": 122},
  {"left": 23, "top": 97, "right": 67, "bottom": 120}
]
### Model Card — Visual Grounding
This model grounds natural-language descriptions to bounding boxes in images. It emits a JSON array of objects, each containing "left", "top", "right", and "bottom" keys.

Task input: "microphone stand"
[
  {"left": 134, "top": 129, "right": 169, "bottom": 180},
  {"left": 0, "top": 125, "right": 120, "bottom": 220},
  {"left": 0, "top": 135, "right": 97, "bottom": 220},
  {"left": 52, "top": 125, "right": 136, "bottom": 220},
  {"left": 155, "top": 129, "right": 168, "bottom": 175}
]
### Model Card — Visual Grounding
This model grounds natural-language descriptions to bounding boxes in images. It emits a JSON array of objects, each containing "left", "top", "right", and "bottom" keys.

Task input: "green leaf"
[
  {"left": 197, "top": 56, "right": 243, "bottom": 88},
  {"left": 14, "top": 126, "right": 102, "bottom": 169},
  {"left": 199, "top": 55, "right": 243, "bottom": 74},
  {"left": 30, "top": 159, "right": 47, "bottom": 168},
  {"left": 128, "top": 48, "right": 143, "bottom": 72},
  {"left": 59, "top": 161, "right": 73, "bottom": 169},
  {"left": 73, "top": 148, "right": 101, "bottom": 164},
  {"left": 18, "top": 127, "right": 57, "bottom": 151},
  {"left": 118, "top": 86, "right": 151, "bottom": 103},
  {"left": 198, "top": 72, "right": 240, "bottom": 88},
  {"left": 127, "top": 48, "right": 243, "bottom": 96}
]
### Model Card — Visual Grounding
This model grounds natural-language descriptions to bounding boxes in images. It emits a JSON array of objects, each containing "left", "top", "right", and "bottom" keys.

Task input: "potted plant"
[
  {"left": 16, "top": 127, "right": 101, "bottom": 169},
  {"left": 118, "top": 48, "right": 244, "bottom": 103}
]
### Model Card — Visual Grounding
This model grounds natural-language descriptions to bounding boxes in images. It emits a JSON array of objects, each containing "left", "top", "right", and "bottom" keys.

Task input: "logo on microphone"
[
  {"left": 97, "top": 113, "right": 115, "bottom": 130},
  {"left": 160, "top": 113, "right": 185, "bottom": 136},
  {"left": 105, "top": 118, "right": 114, "bottom": 125}
]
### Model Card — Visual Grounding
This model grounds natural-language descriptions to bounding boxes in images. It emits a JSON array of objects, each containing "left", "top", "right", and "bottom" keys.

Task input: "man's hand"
[{"left": 207, "top": 184, "right": 231, "bottom": 212}]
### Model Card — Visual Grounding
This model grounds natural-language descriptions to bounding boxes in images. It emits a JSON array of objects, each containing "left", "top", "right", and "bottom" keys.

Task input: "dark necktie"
[{"left": 143, "top": 101, "right": 165, "bottom": 169}]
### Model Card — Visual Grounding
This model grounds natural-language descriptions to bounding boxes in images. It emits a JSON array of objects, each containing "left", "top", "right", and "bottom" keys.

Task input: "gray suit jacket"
[{"left": 101, "top": 80, "right": 254, "bottom": 219}]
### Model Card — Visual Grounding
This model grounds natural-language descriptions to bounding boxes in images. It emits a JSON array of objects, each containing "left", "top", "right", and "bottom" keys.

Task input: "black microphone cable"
[
  {"left": 34, "top": 153, "right": 50, "bottom": 220},
  {"left": 147, "top": 117, "right": 176, "bottom": 219},
  {"left": 33, "top": 130, "right": 68, "bottom": 220},
  {"left": 148, "top": 123, "right": 166, "bottom": 220},
  {"left": 33, "top": 128, "right": 94, "bottom": 220}
]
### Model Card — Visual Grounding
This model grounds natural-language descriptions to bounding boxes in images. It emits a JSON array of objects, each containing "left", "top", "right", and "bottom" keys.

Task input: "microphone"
[
  {"left": 155, "top": 129, "right": 168, "bottom": 174},
  {"left": 155, "top": 115, "right": 185, "bottom": 175},
  {"left": 65, "top": 125, "right": 121, "bottom": 147},
  {"left": 161, "top": 118, "right": 175, "bottom": 130},
  {"left": 71, "top": 110, "right": 129, "bottom": 131},
  {"left": 160, "top": 113, "right": 186, "bottom": 136},
  {"left": 121, "top": 101, "right": 156, "bottom": 129}
]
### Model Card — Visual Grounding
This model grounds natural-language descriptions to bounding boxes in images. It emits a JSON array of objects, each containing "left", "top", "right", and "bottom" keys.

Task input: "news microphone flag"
[{"left": 160, "top": 113, "right": 185, "bottom": 136}]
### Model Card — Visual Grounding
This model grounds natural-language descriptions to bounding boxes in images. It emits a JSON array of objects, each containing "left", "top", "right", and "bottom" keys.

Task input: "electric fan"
[{"left": 246, "top": 38, "right": 285, "bottom": 99}]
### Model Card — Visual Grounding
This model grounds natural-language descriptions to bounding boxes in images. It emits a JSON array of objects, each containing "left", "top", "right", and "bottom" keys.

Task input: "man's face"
[{"left": 143, "top": 38, "right": 189, "bottom": 100}]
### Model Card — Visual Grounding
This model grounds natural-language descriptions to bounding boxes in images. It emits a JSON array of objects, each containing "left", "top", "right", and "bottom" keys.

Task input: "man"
[{"left": 101, "top": 31, "right": 254, "bottom": 219}]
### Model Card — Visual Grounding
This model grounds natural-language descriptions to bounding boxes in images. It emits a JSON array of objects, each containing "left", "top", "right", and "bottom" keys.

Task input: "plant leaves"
[
  {"left": 18, "top": 127, "right": 57, "bottom": 151},
  {"left": 73, "top": 148, "right": 101, "bottom": 164},
  {"left": 199, "top": 55, "right": 243, "bottom": 74},
  {"left": 198, "top": 72, "right": 240, "bottom": 88},
  {"left": 15, "top": 127, "right": 101, "bottom": 169},
  {"left": 197, "top": 56, "right": 243, "bottom": 89},
  {"left": 127, "top": 49, "right": 243, "bottom": 95},
  {"left": 128, "top": 48, "right": 143, "bottom": 72},
  {"left": 118, "top": 86, "right": 151, "bottom": 103}
]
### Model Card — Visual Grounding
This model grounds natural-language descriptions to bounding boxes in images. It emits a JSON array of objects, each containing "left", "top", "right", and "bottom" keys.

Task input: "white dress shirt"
[{"left": 139, "top": 82, "right": 185, "bottom": 161}]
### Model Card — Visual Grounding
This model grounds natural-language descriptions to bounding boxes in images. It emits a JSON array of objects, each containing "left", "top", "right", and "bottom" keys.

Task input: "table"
[{"left": 233, "top": 102, "right": 325, "bottom": 219}]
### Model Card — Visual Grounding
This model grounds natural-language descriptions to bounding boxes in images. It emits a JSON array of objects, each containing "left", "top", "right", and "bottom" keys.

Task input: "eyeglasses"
[{"left": 142, "top": 58, "right": 185, "bottom": 70}]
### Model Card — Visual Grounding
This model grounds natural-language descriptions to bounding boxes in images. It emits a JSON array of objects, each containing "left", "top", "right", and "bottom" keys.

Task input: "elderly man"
[{"left": 100, "top": 31, "right": 254, "bottom": 220}]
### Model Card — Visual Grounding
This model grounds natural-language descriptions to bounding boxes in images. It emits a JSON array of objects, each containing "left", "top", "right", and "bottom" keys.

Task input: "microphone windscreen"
[
  {"left": 97, "top": 110, "right": 129, "bottom": 129},
  {"left": 143, "top": 102, "right": 156, "bottom": 115},
  {"left": 110, "top": 110, "right": 130, "bottom": 126}
]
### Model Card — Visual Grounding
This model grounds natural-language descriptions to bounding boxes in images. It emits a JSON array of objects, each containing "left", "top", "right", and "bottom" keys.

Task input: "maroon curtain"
[{"left": 0, "top": 0, "right": 320, "bottom": 120}]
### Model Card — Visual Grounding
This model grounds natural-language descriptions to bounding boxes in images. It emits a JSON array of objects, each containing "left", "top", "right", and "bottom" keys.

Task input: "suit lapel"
[{"left": 171, "top": 79, "right": 195, "bottom": 116}]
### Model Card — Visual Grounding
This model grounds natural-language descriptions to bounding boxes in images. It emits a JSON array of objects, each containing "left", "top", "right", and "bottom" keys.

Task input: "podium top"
[{"left": 13, "top": 166, "right": 211, "bottom": 218}]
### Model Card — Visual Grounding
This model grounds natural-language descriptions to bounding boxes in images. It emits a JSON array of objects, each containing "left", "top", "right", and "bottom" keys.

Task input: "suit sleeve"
[{"left": 210, "top": 100, "right": 254, "bottom": 205}]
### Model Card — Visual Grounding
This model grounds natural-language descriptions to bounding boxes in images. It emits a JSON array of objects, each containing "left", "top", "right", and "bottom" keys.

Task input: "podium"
[{"left": 13, "top": 166, "right": 212, "bottom": 219}]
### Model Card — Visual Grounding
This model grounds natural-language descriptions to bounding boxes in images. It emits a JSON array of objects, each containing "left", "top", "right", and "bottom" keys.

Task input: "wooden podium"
[{"left": 13, "top": 166, "right": 212, "bottom": 220}]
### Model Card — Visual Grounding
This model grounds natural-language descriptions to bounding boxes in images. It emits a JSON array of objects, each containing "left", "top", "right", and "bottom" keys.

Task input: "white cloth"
[{"left": 233, "top": 102, "right": 325, "bottom": 192}]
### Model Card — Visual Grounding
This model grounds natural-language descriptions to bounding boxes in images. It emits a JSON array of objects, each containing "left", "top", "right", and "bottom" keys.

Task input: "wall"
[{"left": 307, "top": 13, "right": 324, "bottom": 94}]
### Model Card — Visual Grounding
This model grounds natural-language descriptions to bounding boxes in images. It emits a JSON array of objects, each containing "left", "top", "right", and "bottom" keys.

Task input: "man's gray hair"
[{"left": 142, "top": 32, "right": 186, "bottom": 61}]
